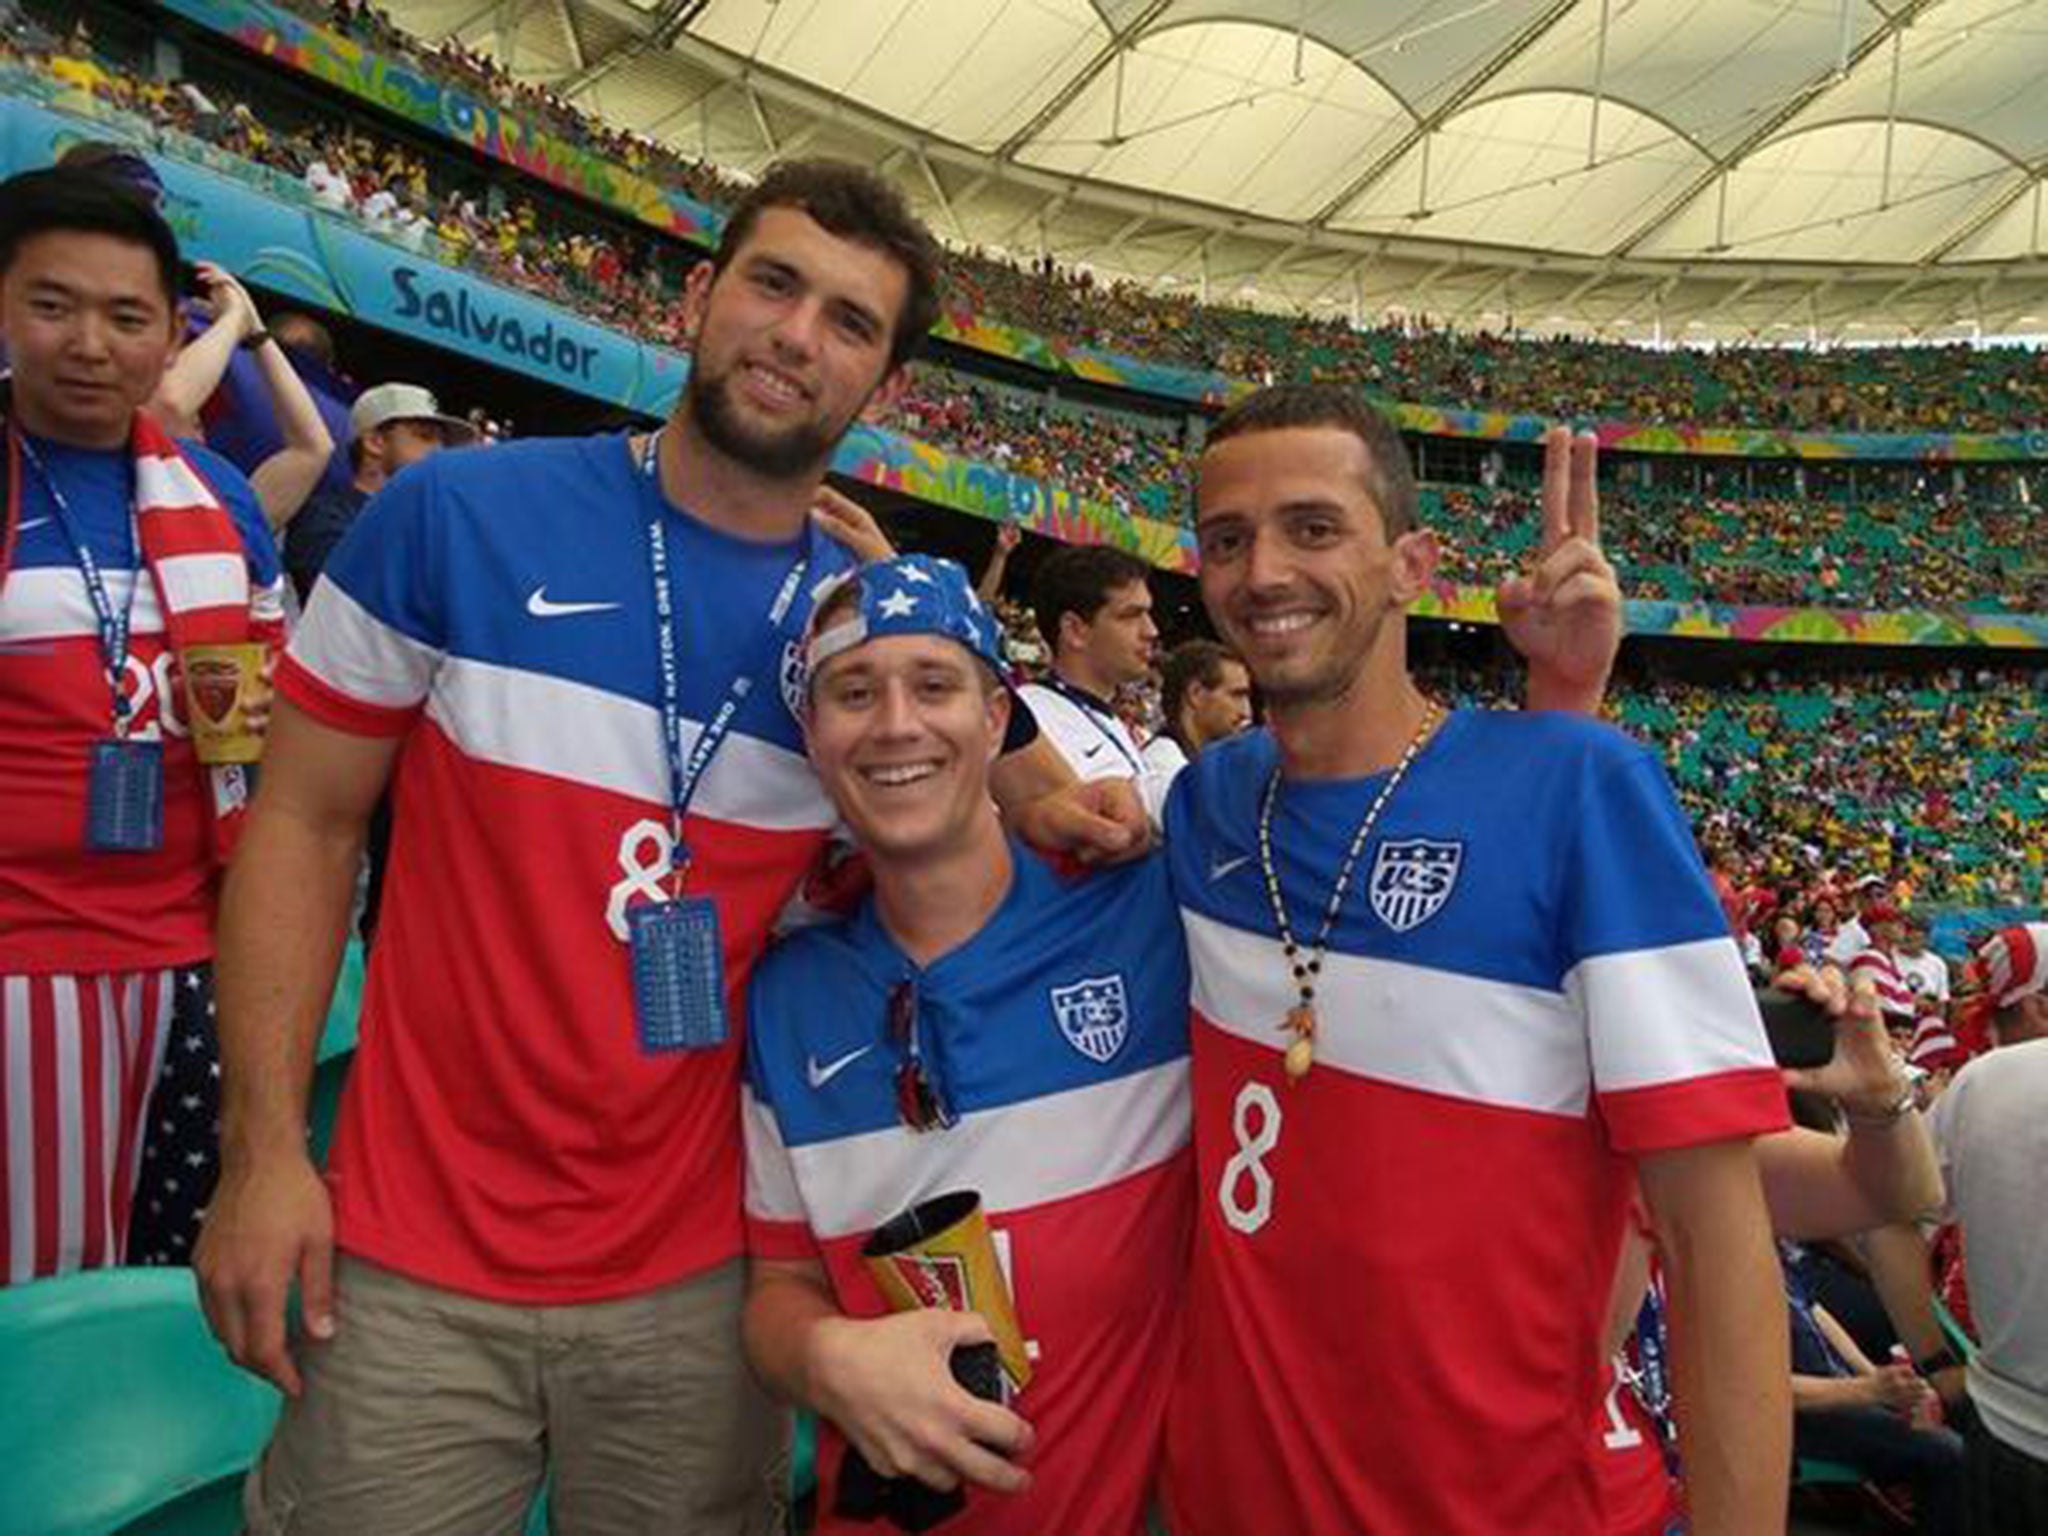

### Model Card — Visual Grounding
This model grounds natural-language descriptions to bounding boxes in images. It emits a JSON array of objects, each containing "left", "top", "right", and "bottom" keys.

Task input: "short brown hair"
[
  {"left": 1160, "top": 639, "right": 1243, "bottom": 732},
  {"left": 1203, "top": 383, "right": 1418, "bottom": 536},
  {"left": 714, "top": 158, "right": 942, "bottom": 372},
  {"left": 1031, "top": 543, "right": 1151, "bottom": 657}
]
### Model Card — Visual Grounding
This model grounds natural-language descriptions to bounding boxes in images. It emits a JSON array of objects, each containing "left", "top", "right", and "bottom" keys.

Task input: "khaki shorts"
[{"left": 244, "top": 1255, "right": 785, "bottom": 1536}]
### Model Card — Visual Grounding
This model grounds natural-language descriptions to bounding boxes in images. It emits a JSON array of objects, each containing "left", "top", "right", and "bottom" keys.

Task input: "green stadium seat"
[
  {"left": 0, "top": 1268, "right": 279, "bottom": 1536},
  {"left": 309, "top": 941, "right": 365, "bottom": 1167}
]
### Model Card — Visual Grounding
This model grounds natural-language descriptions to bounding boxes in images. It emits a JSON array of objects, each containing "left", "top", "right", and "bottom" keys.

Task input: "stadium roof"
[{"left": 396, "top": 0, "right": 2048, "bottom": 345}]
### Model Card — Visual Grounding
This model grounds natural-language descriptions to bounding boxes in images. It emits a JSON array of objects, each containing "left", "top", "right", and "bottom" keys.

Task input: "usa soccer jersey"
[
  {"left": 277, "top": 433, "right": 856, "bottom": 1303},
  {"left": 0, "top": 436, "right": 280, "bottom": 974},
  {"left": 744, "top": 845, "right": 1192, "bottom": 1536},
  {"left": 1161, "top": 711, "right": 1787, "bottom": 1535}
]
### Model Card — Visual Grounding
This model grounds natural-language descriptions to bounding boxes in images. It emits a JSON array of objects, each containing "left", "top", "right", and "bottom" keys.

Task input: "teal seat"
[
  {"left": 0, "top": 1267, "right": 280, "bottom": 1536},
  {"left": 1795, "top": 1457, "right": 1865, "bottom": 1487}
]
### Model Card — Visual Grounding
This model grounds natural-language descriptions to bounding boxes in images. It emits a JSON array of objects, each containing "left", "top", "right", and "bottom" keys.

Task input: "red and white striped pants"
[{"left": 0, "top": 969, "right": 178, "bottom": 1282}]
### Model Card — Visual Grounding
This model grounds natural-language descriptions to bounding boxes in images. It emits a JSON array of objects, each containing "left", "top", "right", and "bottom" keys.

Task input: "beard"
[{"left": 684, "top": 360, "right": 852, "bottom": 481}]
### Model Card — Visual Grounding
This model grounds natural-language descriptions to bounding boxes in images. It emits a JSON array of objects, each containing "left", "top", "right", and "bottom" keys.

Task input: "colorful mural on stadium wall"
[
  {"left": 158, "top": 0, "right": 724, "bottom": 246},
  {"left": 167, "top": 0, "right": 2048, "bottom": 466},
  {"left": 1414, "top": 585, "right": 2048, "bottom": 649}
]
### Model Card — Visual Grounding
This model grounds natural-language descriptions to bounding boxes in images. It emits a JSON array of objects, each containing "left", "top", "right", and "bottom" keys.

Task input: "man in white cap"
[
  {"left": 1928, "top": 922, "right": 2048, "bottom": 1532},
  {"left": 282, "top": 381, "right": 474, "bottom": 604}
]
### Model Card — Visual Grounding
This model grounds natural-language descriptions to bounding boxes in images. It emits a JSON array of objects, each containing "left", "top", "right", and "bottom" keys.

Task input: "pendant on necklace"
[{"left": 1280, "top": 1003, "right": 1317, "bottom": 1082}]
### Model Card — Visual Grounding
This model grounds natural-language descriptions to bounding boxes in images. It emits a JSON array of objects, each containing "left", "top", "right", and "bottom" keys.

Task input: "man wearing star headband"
[
  {"left": 1160, "top": 383, "right": 1794, "bottom": 1536},
  {"left": 742, "top": 554, "right": 1193, "bottom": 1535}
]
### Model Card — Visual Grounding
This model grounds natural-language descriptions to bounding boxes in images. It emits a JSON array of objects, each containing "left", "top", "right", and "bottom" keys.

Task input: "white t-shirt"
[
  {"left": 1897, "top": 949, "right": 1951, "bottom": 1005},
  {"left": 1825, "top": 915, "right": 1870, "bottom": 967},
  {"left": 1019, "top": 679, "right": 1172, "bottom": 828},
  {"left": 1929, "top": 1038, "right": 2048, "bottom": 1460}
]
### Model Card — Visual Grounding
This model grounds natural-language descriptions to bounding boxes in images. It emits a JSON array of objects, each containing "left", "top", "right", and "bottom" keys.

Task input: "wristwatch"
[
  {"left": 1843, "top": 1079, "right": 1916, "bottom": 1125},
  {"left": 239, "top": 327, "right": 272, "bottom": 350}
]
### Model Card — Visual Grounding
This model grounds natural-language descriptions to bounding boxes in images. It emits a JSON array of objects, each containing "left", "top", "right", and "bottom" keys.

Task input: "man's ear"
[
  {"left": 1057, "top": 608, "right": 1091, "bottom": 660},
  {"left": 1389, "top": 528, "right": 1440, "bottom": 606},
  {"left": 679, "top": 259, "right": 716, "bottom": 348},
  {"left": 984, "top": 687, "right": 1012, "bottom": 767}
]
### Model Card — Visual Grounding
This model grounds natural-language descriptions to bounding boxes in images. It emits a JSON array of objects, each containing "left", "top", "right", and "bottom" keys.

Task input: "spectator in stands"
[
  {"left": 1143, "top": 638, "right": 1252, "bottom": 783},
  {"left": 282, "top": 381, "right": 473, "bottom": 604},
  {"left": 149, "top": 261, "right": 334, "bottom": 531},
  {"left": 1020, "top": 543, "right": 1157, "bottom": 785},
  {"left": 1847, "top": 905, "right": 1919, "bottom": 1042},
  {"left": 0, "top": 167, "right": 284, "bottom": 1280},
  {"left": 1929, "top": 923, "right": 2048, "bottom": 1532},
  {"left": 1898, "top": 913, "right": 1953, "bottom": 1018},
  {"left": 1830, "top": 873, "right": 1892, "bottom": 965},
  {"left": 197, "top": 157, "right": 1138, "bottom": 1533},
  {"left": 1783, "top": 1237, "right": 1964, "bottom": 1534}
]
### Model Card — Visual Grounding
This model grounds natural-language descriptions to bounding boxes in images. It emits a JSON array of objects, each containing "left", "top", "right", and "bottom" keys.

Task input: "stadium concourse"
[{"left": 2, "top": 0, "right": 2046, "bottom": 1533}]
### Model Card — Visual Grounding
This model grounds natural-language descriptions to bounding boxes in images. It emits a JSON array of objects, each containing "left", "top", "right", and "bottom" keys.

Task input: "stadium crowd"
[{"left": 5, "top": 11, "right": 2048, "bottom": 1533}]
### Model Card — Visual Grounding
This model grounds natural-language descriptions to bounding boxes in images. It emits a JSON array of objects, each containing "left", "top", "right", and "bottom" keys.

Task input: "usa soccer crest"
[
  {"left": 1368, "top": 838, "right": 1464, "bottom": 933},
  {"left": 1050, "top": 975, "right": 1130, "bottom": 1063}
]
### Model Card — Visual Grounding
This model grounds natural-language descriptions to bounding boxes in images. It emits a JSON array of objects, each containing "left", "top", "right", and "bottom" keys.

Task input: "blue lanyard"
[
  {"left": 17, "top": 430, "right": 143, "bottom": 736},
  {"left": 1047, "top": 677, "right": 1143, "bottom": 773},
  {"left": 642, "top": 430, "right": 809, "bottom": 892}
]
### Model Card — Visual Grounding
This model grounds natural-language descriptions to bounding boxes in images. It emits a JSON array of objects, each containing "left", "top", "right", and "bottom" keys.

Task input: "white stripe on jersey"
[
  {"left": 52, "top": 978, "right": 85, "bottom": 1274},
  {"left": 426, "top": 657, "right": 836, "bottom": 832},
  {"left": 134, "top": 454, "right": 223, "bottom": 511},
  {"left": 1187, "top": 910, "right": 1591, "bottom": 1115},
  {"left": 153, "top": 551, "right": 248, "bottom": 614},
  {"left": 769, "top": 1060, "right": 1189, "bottom": 1241},
  {"left": 3, "top": 976, "right": 33, "bottom": 1280},
  {"left": 742, "top": 1086, "right": 807, "bottom": 1225},
  {"left": 1569, "top": 938, "right": 1775, "bottom": 1092},
  {"left": 292, "top": 580, "right": 443, "bottom": 710},
  {"left": 0, "top": 567, "right": 161, "bottom": 642}
]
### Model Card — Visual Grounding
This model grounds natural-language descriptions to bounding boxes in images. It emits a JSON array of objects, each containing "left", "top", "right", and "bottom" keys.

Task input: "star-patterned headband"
[{"left": 801, "top": 554, "right": 1013, "bottom": 703}]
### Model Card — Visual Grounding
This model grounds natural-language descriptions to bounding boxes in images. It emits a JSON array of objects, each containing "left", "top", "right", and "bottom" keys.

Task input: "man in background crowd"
[
  {"left": 283, "top": 380, "right": 474, "bottom": 605},
  {"left": 1931, "top": 923, "right": 2048, "bottom": 1533},
  {"left": 1020, "top": 543, "right": 1158, "bottom": 785},
  {"left": 1141, "top": 637, "right": 1252, "bottom": 784}
]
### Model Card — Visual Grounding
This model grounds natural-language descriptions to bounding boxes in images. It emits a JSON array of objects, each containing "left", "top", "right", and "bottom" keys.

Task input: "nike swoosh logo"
[
  {"left": 527, "top": 587, "right": 622, "bottom": 618},
  {"left": 1082, "top": 742, "right": 1106, "bottom": 758},
  {"left": 1209, "top": 853, "right": 1252, "bottom": 882},
  {"left": 806, "top": 1045, "right": 873, "bottom": 1090},
  {"left": 14, "top": 516, "right": 51, "bottom": 533}
]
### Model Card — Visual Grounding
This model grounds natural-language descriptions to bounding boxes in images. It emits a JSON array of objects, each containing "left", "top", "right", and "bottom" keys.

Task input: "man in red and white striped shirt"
[
  {"left": 1, "top": 169, "right": 283, "bottom": 1281},
  {"left": 1845, "top": 905, "right": 1918, "bottom": 1043}
]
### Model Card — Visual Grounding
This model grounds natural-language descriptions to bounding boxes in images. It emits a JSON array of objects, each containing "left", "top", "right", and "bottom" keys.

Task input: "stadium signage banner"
[
  {"left": 157, "top": 0, "right": 724, "bottom": 247},
  {"left": 0, "top": 92, "right": 677, "bottom": 413}
]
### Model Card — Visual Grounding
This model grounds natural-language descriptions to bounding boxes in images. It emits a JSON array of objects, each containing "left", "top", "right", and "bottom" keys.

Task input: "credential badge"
[
  {"left": 1051, "top": 974, "right": 1130, "bottom": 1064},
  {"left": 1368, "top": 838, "right": 1464, "bottom": 933}
]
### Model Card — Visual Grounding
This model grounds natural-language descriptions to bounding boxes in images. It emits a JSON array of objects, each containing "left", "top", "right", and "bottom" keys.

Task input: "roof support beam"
[
  {"left": 1608, "top": 0, "right": 1946, "bottom": 258},
  {"left": 994, "top": 0, "right": 1174, "bottom": 162},
  {"left": 1919, "top": 159, "right": 2048, "bottom": 264},
  {"left": 554, "top": 0, "right": 705, "bottom": 100},
  {"left": 1308, "top": 0, "right": 1577, "bottom": 228}
]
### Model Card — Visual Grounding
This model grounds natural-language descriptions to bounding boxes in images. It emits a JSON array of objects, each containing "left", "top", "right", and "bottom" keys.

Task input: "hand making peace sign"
[{"left": 1497, "top": 426, "right": 1622, "bottom": 715}]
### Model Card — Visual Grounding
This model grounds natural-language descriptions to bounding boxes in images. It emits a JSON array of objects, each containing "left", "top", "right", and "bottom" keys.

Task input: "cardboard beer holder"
[
  {"left": 861, "top": 1189, "right": 1032, "bottom": 1395},
  {"left": 180, "top": 641, "right": 267, "bottom": 764}
]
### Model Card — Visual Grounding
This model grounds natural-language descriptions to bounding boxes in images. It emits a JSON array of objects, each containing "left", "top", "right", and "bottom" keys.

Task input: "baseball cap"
[
  {"left": 1976, "top": 922, "right": 2048, "bottom": 1009},
  {"left": 1862, "top": 903, "right": 1904, "bottom": 927},
  {"left": 349, "top": 382, "right": 476, "bottom": 442},
  {"left": 803, "top": 554, "right": 1012, "bottom": 702}
]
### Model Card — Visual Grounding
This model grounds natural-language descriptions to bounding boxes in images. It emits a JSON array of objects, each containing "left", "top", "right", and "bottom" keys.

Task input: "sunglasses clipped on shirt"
[{"left": 887, "top": 979, "right": 955, "bottom": 1134}]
